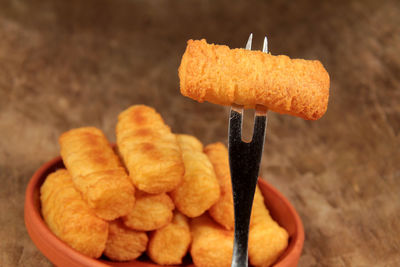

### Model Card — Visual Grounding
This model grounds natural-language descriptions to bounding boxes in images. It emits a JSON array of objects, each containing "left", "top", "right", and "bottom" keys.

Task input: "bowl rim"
[{"left": 25, "top": 156, "right": 304, "bottom": 267}]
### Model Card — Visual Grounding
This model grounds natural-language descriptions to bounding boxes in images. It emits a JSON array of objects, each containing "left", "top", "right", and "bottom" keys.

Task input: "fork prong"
[
  {"left": 231, "top": 103, "right": 244, "bottom": 113},
  {"left": 252, "top": 106, "right": 267, "bottom": 147},
  {"left": 255, "top": 36, "right": 268, "bottom": 117},
  {"left": 262, "top": 36, "right": 268, "bottom": 53},
  {"left": 245, "top": 33, "right": 253, "bottom": 50},
  {"left": 255, "top": 104, "right": 267, "bottom": 116},
  {"left": 229, "top": 107, "right": 243, "bottom": 144},
  {"left": 253, "top": 37, "right": 268, "bottom": 139}
]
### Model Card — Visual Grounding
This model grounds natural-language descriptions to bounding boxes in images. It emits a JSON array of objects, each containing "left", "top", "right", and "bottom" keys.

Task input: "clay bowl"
[{"left": 25, "top": 156, "right": 304, "bottom": 267}]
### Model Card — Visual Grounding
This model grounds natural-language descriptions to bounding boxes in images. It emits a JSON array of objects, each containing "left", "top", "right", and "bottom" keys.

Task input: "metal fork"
[{"left": 229, "top": 34, "right": 268, "bottom": 267}]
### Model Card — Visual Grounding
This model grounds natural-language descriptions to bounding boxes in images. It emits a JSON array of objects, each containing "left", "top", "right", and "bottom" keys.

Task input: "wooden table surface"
[{"left": 1, "top": 0, "right": 399, "bottom": 266}]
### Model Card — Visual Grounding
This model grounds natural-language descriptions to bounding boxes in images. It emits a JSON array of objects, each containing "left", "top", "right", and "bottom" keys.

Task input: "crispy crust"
[
  {"left": 104, "top": 219, "right": 148, "bottom": 261},
  {"left": 190, "top": 214, "right": 234, "bottom": 267},
  {"left": 179, "top": 39, "right": 330, "bottom": 120},
  {"left": 40, "top": 169, "right": 108, "bottom": 258},
  {"left": 121, "top": 190, "right": 174, "bottom": 231},
  {"left": 59, "top": 127, "right": 135, "bottom": 220},
  {"left": 147, "top": 212, "right": 191, "bottom": 265},
  {"left": 248, "top": 188, "right": 289, "bottom": 267},
  {"left": 170, "top": 134, "right": 220, "bottom": 217},
  {"left": 116, "top": 105, "right": 184, "bottom": 194},
  {"left": 204, "top": 142, "right": 234, "bottom": 230}
]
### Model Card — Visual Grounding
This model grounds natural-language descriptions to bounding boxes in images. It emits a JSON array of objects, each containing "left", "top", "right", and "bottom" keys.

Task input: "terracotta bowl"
[{"left": 25, "top": 156, "right": 304, "bottom": 267}]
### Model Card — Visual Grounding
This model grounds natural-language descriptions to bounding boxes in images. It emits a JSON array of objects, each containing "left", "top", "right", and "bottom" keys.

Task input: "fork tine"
[
  {"left": 229, "top": 33, "right": 252, "bottom": 143},
  {"left": 252, "top": 36, "right": 268, "bottom": 144},
  {"left": 251, "top": 107, "right": 267, "bottom": 151},
  {"left": 228, "top": 34, "right": 252, "bottom": 144},
  {"left": 262, "top": 36, "right": 268, "bottom": 53},
  {"left": 245, "top": 33, "right": 253, "bottom": 50},
  {"left": 229, "top": 105, "right": 243, "bottom": 143}
]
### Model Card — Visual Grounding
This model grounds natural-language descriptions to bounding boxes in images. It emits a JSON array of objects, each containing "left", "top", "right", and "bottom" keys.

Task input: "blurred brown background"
[{"left": 0, "top": 0, "right": 399, "bottom": 266}]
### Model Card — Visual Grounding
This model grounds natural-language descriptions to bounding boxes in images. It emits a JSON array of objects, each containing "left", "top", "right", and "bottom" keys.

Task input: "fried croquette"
[
  {"left": 248, "top": 188, "right": 289, "bottom": 267},
  {"left": 179, "top": 39, "right": 330, "bottom": 120},
  {"left": 122, "top": 190, "right": 174, "bottom": 231},
  {"left": 116, "top": 105, "right": 184, "bottom": 194},
  {"left": 170, "top": 134, "right": 220, "bottom": 217},
  {"left": 104, "top": 219, "right": 148, "bottom": 261},
  {"left": 204, "top": 142, "right": 234, "bottom": 230},
  {"left": 147, "top": 212, "right": 191, "bottom": 265},
  {"left": 190, "top": 214, "right": 234, "bottom": 267},
  {"left": 59, "top": 127, "right": 135, "bottom": 220},
  {"left": 40, "top": 169, "right": 108, "bottom": 258}
]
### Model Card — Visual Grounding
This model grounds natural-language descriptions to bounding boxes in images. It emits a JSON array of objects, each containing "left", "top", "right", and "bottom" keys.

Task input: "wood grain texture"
[{"left": 0, "top": 0, "right": 399, "bottom": 266}]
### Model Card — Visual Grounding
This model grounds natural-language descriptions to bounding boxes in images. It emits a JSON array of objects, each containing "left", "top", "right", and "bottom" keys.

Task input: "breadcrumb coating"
[
  {"left": 40, "top": 169, "right": 108, "bottom": 258},
  {"left": 116, "top": 105, "right": 184, "bottom": 194},
  {"left": 122, "top": 190, "right": 174, "bottom": 231},
  {"left": 147, "top": 212, "right": 191, "bottom": 265},
  {"left": 179, "top": 39, "right": 330, "bottom": 120},
  {"left": 204, "top": 142, "right": 234, "bottom": 230},
  {"left": 104, "top": 219, "right": 148, "bottom": 261},
  {"left": 59, "top": 127, "right": 135, "bottom": 220},
  {"left": 190, "top": 214, "right": 233, "bottom": 267},
  {"left": 170, "top": 134, "right": 220, "bottom": 217}
]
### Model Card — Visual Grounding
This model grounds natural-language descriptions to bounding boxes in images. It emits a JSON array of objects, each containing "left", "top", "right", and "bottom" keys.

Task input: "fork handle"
[
  {"left": 230, "top": 163, "right": 258, "bottom": 267},
  {"left": 229, "top": 110, "right": 266, "bottom": 267}
]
